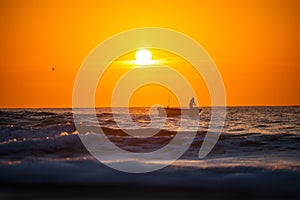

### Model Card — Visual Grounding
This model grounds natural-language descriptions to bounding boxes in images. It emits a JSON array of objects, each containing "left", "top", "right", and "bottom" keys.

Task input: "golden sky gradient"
[
  {"left": 0, "top": 0, "right": 299, "bottom": 107},
  {"left": 96, "top": 49, "right": 211, "bottom": 108}
]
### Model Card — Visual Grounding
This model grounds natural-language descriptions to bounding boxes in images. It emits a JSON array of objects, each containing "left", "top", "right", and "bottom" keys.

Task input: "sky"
[
  {"left": 0, "top": 0, "right": 299, "bottom": 107},
  {"left": 95, "top": 49, "right": 211, "bottom": 108}
]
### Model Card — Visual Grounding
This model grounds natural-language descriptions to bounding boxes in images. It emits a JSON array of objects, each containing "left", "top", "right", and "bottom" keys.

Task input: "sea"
[{"left": 0, "top": 106, "right": 299, "bottom": 199}]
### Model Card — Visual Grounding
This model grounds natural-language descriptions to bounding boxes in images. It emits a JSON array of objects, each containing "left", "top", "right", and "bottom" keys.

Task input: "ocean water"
[{"left": 0, "top": 106, "right": 299, "bottom": 199}]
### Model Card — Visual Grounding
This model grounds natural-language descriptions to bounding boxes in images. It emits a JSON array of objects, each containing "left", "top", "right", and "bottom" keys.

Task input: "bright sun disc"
[{"left": 135, "top": 49, "right": 152, "bottom": 65}]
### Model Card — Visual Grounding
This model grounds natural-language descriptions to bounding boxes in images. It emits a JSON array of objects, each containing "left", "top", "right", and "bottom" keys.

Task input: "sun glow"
[{"left": 135, "top": 49, "right": 154, "bottom": 65}]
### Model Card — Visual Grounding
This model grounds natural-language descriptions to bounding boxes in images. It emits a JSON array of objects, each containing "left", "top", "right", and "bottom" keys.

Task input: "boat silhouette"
[{"left": 157, "top": 107, "right": 202, "bottom": 117}]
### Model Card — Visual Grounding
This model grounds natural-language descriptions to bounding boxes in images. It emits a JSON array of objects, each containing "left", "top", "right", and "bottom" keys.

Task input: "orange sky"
[
  {"left": 0, "top": 0, "right": 299, "bottom": 107},
  {"left": 95, "top": 49, "right": 211, "bottom": 108}
]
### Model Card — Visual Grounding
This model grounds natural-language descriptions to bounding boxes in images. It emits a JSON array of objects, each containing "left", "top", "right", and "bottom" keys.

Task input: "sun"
[{"left": 135, "top": 49, "right": 153, "bottom": 65}]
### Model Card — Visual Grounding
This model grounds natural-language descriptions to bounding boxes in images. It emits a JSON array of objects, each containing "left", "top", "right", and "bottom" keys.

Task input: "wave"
[
  {"left": 0, "top": 158, "right": 299, "bottom": 199},
  {"left": 0, "top": 108, "right": 299, "bottom": 165},
  {"left": 0, "top": 133, "right": 87, "bottom": 158},
  {"left": 1, "top": 123, "right": 299, "bottom": 161},
  {"left": 0, "top": 107, "right": 299, "bottom": 199}
]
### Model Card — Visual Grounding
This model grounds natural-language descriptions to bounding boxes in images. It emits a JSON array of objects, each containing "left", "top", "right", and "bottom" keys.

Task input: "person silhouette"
[{"left": 189, "top": 97, "right": 196, "bottom": 109}]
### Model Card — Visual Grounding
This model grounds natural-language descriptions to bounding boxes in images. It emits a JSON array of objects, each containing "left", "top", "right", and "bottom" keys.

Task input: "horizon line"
[{"left": 0, "top": 105, "right": 299, "bottom": 109}]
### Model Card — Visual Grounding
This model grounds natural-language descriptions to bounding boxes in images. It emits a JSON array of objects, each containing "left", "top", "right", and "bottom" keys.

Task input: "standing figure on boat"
[{"left": 189, "top": 97, "right": 196, "bottom": 109}]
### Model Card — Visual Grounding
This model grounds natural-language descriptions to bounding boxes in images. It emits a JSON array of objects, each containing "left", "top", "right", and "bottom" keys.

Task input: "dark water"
[{"left": 0, "top": 107, "right": 299, "bottom": 199}]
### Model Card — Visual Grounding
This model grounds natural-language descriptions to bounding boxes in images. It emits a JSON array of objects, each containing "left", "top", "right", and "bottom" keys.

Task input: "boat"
[{"left": 157, "top": 107, "right": 202, "bottom": 117}]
